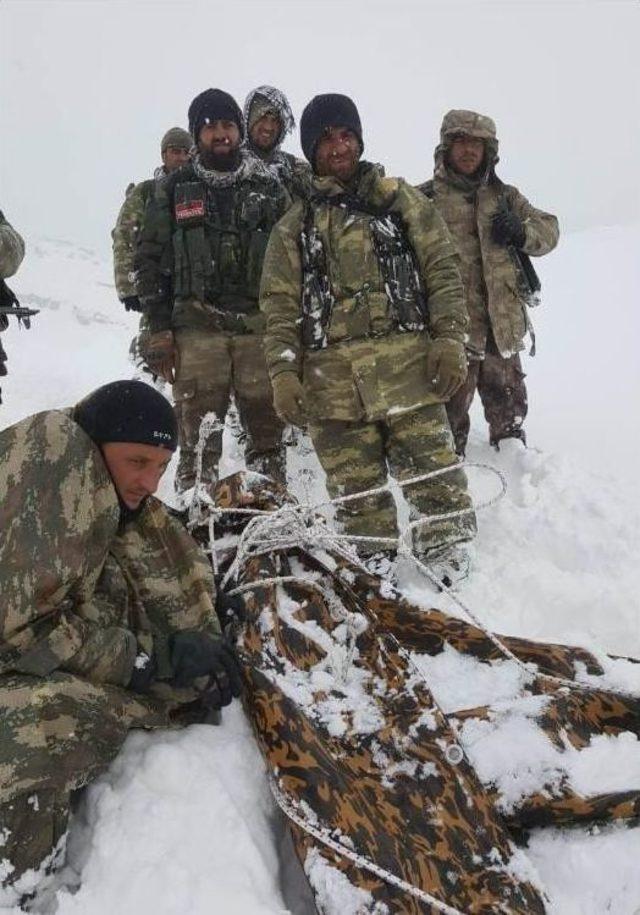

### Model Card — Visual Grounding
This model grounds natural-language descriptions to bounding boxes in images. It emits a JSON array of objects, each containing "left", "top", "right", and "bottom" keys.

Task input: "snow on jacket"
[
  {"left": 260, "top": 161, "right": 466, "bottom": 422},
  {"left": 243, "top": 85, "right": 311, "bottom": 199},
  {"left": 417, "top": 109, "right": 559, "bottom": 358}
]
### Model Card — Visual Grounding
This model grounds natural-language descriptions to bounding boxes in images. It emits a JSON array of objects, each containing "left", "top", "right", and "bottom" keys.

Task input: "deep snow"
[{"left": 1, "top": 223, "right": 639, "bottom": 913}]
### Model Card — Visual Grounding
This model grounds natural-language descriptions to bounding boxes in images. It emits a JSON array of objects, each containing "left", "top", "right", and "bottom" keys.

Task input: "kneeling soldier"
[{"left": 0, "top": 380, "right": 241, "bottom": 906}]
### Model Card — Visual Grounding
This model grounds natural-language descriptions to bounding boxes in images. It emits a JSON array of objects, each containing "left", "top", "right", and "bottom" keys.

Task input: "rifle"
[
  {"left": 0, "top": 277, "right": 39, "bottom": 330},
  {"left": 495, "top": 197, "right": 541, "bottom": 306}
]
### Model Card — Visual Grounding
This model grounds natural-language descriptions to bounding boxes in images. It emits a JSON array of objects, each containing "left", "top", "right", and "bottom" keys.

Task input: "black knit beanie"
[
  {"left": 188, "top": 89, "right": 244, "bottom": 142},
  {"left": 74, "top": 380, "right": 179, "bottom": 451},
  {"left": 300, "top": 94, "right": 363, "bottom": 166}
]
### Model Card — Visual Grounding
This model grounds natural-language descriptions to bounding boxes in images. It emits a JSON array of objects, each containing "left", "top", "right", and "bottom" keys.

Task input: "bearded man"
[{"left": 136, "top": 89, "right": 290, "bottom": 493}]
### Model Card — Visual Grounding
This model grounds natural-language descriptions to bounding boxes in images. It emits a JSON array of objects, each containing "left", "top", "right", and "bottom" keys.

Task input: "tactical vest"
[
  {"left": 300, "top": 194, "right": 428, "bottom": 350},
  {"left": 171, "top": 176, "right": 283, "bottom": 311}
]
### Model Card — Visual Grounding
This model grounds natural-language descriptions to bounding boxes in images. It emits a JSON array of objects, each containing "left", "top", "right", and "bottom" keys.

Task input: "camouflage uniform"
[
  {"left": 135, "top": 151, "right": 290, "bottom": 491},
  {"left": 112, "top": 176, "right": 158, "bottom": 303},
  {"left": 0, "top": 211, "right": 25, "bottom": 279},
  {"left": 112, "top": 170, "right": 165, "bottom": 367},
  {"left": 243, "top": 86, "right": 312, "bottom": 200},
  {"left": 418, "top": 110, "right": 559, "bottom": 453},
  {"left": 0, "top": 410, "right": 220, "bottom": 895},
  {"left": 0, "top": 211, "right": 26, "bottom": 404},
  {"left": 260, "top": 162, "right": 476, "bottom": 554}
]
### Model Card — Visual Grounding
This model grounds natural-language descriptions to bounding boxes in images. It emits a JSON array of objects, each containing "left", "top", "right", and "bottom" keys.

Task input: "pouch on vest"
[{"left": 174, "top": 182, "right": 206, "bottom": 226}]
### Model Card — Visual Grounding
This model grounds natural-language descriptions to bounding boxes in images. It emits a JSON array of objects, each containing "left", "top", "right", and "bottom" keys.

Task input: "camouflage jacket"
[
  {"left": 112, "top": 172, "right": 161, "bottom": 302},
  {"left": 135, "top": 152, "right": 290, "bottom": 335},
  {"left": 0, "top": 211, "right": 25, "bottom": 279},
  {"left": 259, "top": 162, "right": 466, "bottom": 423},
  {"left": 418, "top": 132, "right": 558, "bottom": 358},
  {"left": 0, "top": 410, "right": 219, "bottom": 694}
]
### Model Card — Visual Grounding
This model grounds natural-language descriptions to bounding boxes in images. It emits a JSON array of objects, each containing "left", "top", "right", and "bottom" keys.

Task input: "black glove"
[
  {"left": 122, "top": 295, "right": 143, "bottom": 312},
  {"left": 128, "top": 650, "right": 157, "bottom": 693},
  {"left": 491, "top": 207, "right": 526, "bottom": 248},
  {"left": 170, "top": 631, "right": 243, "bottom": 707},
  {"left": 216, "top": 590, "right": 247, "bottom": 630}
]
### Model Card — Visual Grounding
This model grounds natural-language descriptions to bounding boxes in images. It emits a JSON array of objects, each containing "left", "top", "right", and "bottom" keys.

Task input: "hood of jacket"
[
  {"left": 434, "top": 109, "right": 500, "bottom": 188},
  {"left": 243, "top": 85, "right": 295, "bottom": 155}
]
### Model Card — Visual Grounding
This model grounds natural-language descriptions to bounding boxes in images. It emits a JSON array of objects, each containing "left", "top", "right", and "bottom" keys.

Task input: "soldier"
[
  {"left": 260, "top": 94, "right": 476, "bottom": 570},
  {"left": 243, "top": 85, "right": 312, "bottom": 198},
  {"left": 136, "top": 89, "right": 290, "bottom": 494},
  {"left": 112, "top": 127, "right": 192, "bottom": 372},
  {"left": 418, "top": 110, "right": 559, "bottom": 455},
  {"left": 0, "top": 210, "right": 26, "bottom": 404},
  {"left": 112, "top": 127, "right": 192, "bottom": 312},
  {"left": 0, "top": 380, "right": 242, "bottom": 906}
]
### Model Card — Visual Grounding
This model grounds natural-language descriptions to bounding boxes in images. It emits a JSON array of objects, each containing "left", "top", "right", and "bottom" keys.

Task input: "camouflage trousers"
[
  {"left": 447, "top": 344, "right": 528, "bottom": 455},
  {"left": 0, "top": 671, "right": 168, "bottom": 895},
  {"left": 172, "top": 329, "right": 285, "bottom": 491},
  {"left": 308, "top": 403, "right": 476, "bottom": 556}
]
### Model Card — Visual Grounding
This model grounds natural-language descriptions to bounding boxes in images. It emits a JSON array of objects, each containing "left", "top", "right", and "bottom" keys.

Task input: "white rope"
[{"left": 268, "top": 776, "right": 468, "bottom": 915}]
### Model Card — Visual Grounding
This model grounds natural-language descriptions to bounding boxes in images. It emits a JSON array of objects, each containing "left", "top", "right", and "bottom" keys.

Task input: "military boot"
[
  {"left": 0, "top": 790, "right": 69, "bottom": 907},
  {"left": 246, "top": 446, "right": 287, "bottom": 485},
  {"left": 175, "top": 447, "right": 219, "bottom": 494},
  {"left": 491, "top": 428, "right": 527, "bottom": 450},
  {"left": 416, "top": 543, "right": 472, "bottom": 590}
]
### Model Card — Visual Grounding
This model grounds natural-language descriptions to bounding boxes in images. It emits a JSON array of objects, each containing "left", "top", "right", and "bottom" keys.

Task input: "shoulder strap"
[{"left": 310, "top": 191, "right": 384, "bottom": 220}]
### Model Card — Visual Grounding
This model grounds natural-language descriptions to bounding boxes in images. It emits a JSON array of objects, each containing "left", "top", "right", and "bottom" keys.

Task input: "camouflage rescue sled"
[{"left": 206, "top": 472, "right": 640, "bottom": 915}]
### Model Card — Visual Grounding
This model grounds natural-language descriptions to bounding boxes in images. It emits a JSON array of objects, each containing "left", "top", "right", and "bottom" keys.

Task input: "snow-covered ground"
[{"left": 1, "top": 224, "right": 639, "bottom": 913}]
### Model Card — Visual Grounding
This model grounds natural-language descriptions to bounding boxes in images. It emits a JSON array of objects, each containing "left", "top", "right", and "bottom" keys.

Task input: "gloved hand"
[
  {"left": 122, "top": 295, "right": 143, "bottom": 312},
  {"left": 216, "top": 590, "right": 247, "bottom": 630},
  {"left": 427, "top": 338, "right": 468, "bottom": 401},
  {"left": 272, "top": 372, "right": 307, "bottom": 427},
  {"left": 169, "top": 631, "right": 243, "bottom": 708},
  {"left": 145, "top": 330, "right": 177, "bottom": 384},
  {"left": 491, "top": 207, "right": 526, "bottom": 248},
  {"left": 128, "top": 649, "right": 157, "bottom": 693}
]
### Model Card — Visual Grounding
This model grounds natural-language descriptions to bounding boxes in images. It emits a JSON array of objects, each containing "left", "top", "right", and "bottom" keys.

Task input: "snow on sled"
[{"left": 196, "top": 472, "right": 640, "bottom": 915}]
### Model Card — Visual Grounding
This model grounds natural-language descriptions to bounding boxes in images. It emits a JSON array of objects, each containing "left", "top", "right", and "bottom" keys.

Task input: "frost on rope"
[{"left": 259, "top": 585, "right": 386, "bottom": 739}]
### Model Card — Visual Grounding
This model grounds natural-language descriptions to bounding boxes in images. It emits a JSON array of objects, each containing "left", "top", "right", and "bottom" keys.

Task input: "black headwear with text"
[
  {"left": 74, "top": 380, "right": 179, "bottom": 452},
  {"left": 188, "top": 89, "right": 244, "bottom": 143},
  {"left": 300, "top": 93, "right": 363, "bottom": 166}
]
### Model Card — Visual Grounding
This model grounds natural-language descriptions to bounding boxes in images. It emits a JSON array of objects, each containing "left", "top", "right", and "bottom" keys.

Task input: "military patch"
[
  {"left": 175, "top": 199, "right": 205, "bottom": 222},
  {"left": 174, "top": 181, "right": 206, "bottom": 225}
]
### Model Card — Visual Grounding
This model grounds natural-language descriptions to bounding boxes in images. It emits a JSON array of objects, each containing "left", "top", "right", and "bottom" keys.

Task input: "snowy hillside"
[{"left": 1, "top": 224, "right": 639, "bottom": 914}]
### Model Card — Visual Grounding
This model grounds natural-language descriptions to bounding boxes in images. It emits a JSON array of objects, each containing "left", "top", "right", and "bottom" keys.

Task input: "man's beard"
[{"left": 199, "top": 145, "right": 241, "bottom": 172}]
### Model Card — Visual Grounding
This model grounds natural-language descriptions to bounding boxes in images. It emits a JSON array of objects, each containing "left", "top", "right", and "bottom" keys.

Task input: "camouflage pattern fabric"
[
  {"left": 173, "top": 328, "right": 285, "bottom": 491},
  {"left": 0, "top": 410, "right": 220, "bottom": 890},
  {"left": 199, "top": 472, "right": 640, "bottom": 914},
  {"left": 309, "top": 402, "right": 476, "bottom": 550},
  {"left": 260, "top": 161, "right": 467, "bottom": 408},
  {"left": 260, "top": 161, "right": 473, "bottom": 550},
  {"left": 0, "top": 673, "right": 168, "bottom": 892},
  {"left": 447, "top": 338, "right": 528, "bottom": 454},
  {"left": 0, "top": 211, "right": 25, "bottom": 279},
  {"left": 417, "top": 110, "right": 559, "bottom": 360},
  {"left": 112, "top": 178, "right": 156, "bottom": 302}
]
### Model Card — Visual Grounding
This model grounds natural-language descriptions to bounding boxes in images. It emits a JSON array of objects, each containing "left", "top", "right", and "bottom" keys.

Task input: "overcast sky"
[{"left": 1, "top": 0, "right": 638, "bottom": 257}]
